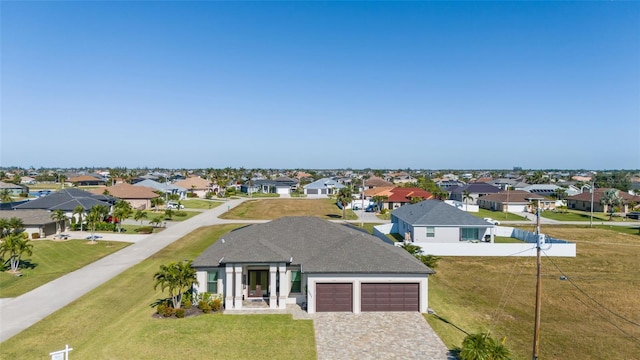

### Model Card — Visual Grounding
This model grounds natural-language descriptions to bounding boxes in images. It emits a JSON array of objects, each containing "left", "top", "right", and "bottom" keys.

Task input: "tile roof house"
[
  {"left": 391, "top": 200, "right": 497, "bottom": 243},
  {"left": 67, "top": 175, "right": 107, "bottom": 186},
  {"left": 566, "top": 188, "right": 640, "bottom": 214},
  {"left": 88, "top": 183, "right": 159, "bottom": 210},
  {"left": 303, "top": 178, "right": 345, "bottom": 197},
  {"left": 364, "top": 176, "right": 394, "bottom": 189},
  {"left": 192, "top": 217, "right": 433, "bottom": 314},
  {"left": 385, "top": 188, "right": 433, "bottom": 210},
  {"left": 173, "top": 177, "right": 213, "bottom": 198},
  {"left": 476, "top": 190, "right": 552, "bottom": 213}
]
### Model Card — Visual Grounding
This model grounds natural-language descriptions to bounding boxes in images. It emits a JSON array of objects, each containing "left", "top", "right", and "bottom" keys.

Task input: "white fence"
[{"left": 445, "top": 200, "right": 478, "bottom": 212}]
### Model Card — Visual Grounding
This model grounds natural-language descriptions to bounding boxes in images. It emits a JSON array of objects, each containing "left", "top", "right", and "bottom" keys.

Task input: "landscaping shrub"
[
  {"left": 187, "top": 193, "right": 198, "bottom": 198},
  {"left": 175, "top": 211, "right": 187, "bottom": 217},
  {"left": 31, "top": 233, "right": 40, "bottom": 239},
  {"left": 137, "top": 226, "right": 153, "bottom": 234},
  {"left": 174, "top": 308, "right": 185, "bottom": 318},
  {"left": 156, "top": 303, "right": 166, "bottom": 315},
  {"left": 211, "top": 298, "right": 222, "bottom": 312},
  {"left": 198, "top": 300, "right": 211, "bottom": 313},
  {"left": 162, "top": 306, "right": 174, "bottom": 317}
]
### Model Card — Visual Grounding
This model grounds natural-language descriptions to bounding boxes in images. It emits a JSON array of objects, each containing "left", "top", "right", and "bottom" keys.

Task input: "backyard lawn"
[
  {"left": 469, "top": 208, "right": 528, "bottom": 221},
  {"left": 425, "top": 225, "right": 640, "bottom": 360},
  {"left": 0, "top": 240, "right": 130, "bottom": 298},
  {"left": 219, "top": 198, "right": 358, "bottom": 220},
  {"left": 541, "top": 209, "right": 623, "bottom": 222},
  {"left": 0, "top": 224, "right": 316, "bottom": 359}
]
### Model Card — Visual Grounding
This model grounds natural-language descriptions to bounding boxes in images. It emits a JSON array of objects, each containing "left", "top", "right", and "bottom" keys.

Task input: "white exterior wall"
[
  {"left": 413, "top": 226, "right": 460, "bottom": 243},
  {"left": 305, "top": 273, "right": 429, "bottom": 314}
]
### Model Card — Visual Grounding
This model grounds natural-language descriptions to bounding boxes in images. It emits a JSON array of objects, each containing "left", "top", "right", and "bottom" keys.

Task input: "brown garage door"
[
  {"left": 361, "top": 283, "right": 419, "bottom": 311},
  {"left": 316, "top": 283, "right": 353, "bottom": 312}
]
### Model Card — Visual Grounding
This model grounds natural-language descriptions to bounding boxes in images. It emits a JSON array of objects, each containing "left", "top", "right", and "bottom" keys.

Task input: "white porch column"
[
  {"left": 278, "top": 263, "right": 288, "bottom": 309},
  {"left": 490, "top": 227, "right": 495, "bottom": 243},
  {"left": 225, "top": 264, "right": 234, "bottom": 310},
  {"left": 234, "top": 265, "right": 243, "bottom": 309},
  {"left": 269, "top": 264, "right": 277, "bottom": 309}
]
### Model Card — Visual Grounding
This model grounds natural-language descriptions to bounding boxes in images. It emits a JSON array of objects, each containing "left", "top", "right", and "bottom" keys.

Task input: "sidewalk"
[{"left": 0, "top": 197, "right": 248, "bottom": 343}]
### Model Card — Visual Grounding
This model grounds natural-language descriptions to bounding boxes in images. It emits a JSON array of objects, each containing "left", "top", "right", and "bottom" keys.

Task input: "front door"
[{"left": 248, "top": 270, "right": 268, "bottom": 298}]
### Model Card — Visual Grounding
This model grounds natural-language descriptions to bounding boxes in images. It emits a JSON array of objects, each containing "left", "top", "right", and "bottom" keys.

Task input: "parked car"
[
  {"left": 483, "top": 218, "right": 500, "bottom": 225},
  {"left": 106, "top": 215, "right": 120, "bottom": 223},
  {"left": 627, "top": 212, "right": 640, "bottom": 220},
  {"left": 166, "top": 202, "right": 184, "bottom": 209}
]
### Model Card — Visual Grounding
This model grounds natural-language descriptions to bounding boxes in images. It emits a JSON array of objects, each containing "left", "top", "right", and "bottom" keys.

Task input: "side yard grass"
[
  {"left": 469, "top": 208, "right": 528, "bottom": 221},
  {"left": 541, "top": 209, "right": 621, "bottom": 222},
  {"left": 425, "top": 226, "right": 640, "bottom": 359},
  {"left": 0, "top": 240, "right": 130, "bottom": 298},
  {"left": 0, "top": 224, "right": 316, "bottom": 359},
  {"left": 220, "top": 198, "right": 357, "bottom": 220}
]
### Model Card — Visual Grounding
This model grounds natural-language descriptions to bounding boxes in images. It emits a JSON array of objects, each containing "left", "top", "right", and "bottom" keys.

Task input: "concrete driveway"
[{"left": 313, "top": 312, "right": 452, "bottom": 360}]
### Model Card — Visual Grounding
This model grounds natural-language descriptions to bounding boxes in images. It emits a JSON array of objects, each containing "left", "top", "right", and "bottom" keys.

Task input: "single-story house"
[
  {"left": 385, "top": 188, "right": 433, "bottom": 210},
  {"left": 364, "top": 176, "right": 394, "bottom": 190},
  {"left": 566, "top": 188, "right": 640, "bottom": 214},
  {"left": 449, "top": 183, "right": 502, "bottom": 205},
  {"left": 134, "top": 179, "right": 187, "bottom": 200},
  {"left": 68, "top": 175, "right": 107, "bottom": 186},
  {"left": 391, "top": 200, "right": 496, "bottom": 243},
  {"left": 244, "top": 177, "right": 298, "bottom": 195},
  {"left": 0, "top": 209, "right": 60, "bottom": 239},
  {"left": 477, "top": 190, "right": 551, "bottom": 213},
  {"left": 192, "top": 217, "right": 434, "bottom": 314},
  {"left": 303, "top": 178, "right": 345, "bottom": 197},
  {"left": 0, "top": 181, "right": 29, "bottom": 196},
  {"left": 14, "top": 189, "right": 115, "bottom": 217},
  {"left": 173, "top": 176, "right": 213, "bottom": 198},
  {"left": 20, "top": 176, "right": 37, "bottom": 185},
  {"left": 88, "top": 183, "right": 159, "bottom": 210}
]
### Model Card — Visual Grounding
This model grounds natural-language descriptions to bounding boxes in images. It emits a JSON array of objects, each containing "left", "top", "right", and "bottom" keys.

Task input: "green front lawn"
[
  {"left": 0, "top": 240, "right": 130, "bottom": 298},
  {"left": 132, "top": 210, "right": 202, "bottom": 222},
  {"left": 0, "top": 225, "right": 316, "bottom": 359},
  {"left": 220, "top": 199, "right": 358, "bottom": 220},
  {"left": 181, "top": 199, "right": 224, "bottom": 209},
  {"left": 541, "top": 209, "right": 622, "bottom": 222},
  {"left": 470, "top": 208, "right": 528, "bottom": 221}
]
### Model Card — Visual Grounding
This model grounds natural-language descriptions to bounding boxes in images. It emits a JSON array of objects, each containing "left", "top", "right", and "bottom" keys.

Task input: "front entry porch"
[{"left": 225, "top": 263, "right": 289, "bottom": 310}]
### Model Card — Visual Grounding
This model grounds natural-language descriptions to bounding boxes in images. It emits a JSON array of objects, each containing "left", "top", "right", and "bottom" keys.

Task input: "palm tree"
[
  {"left": 460, "top": 332, "right": 510, "bottom": 360},
  {"left": 0, "top": 188, "right": 12, "bottom": 203},
  {"left": 72, "top": 206, "right": 86, "bottom": 232},
  {"left": 134, "top": 210, "right": 148, "bottom": 225},
  {"left": 164, "top": 208, "right": 174, "bottom": 220},
  {"left": 150, "top": 216, "right": 163, "bottom": 228},
  {"left": 51, "top": 209, "right": 67, "bottom": 234},
  {"left": 600, "top": 189, "right": 624, "bottom": 220},
  {"left": 0, "top": 218, "right": 9, "bottom": 238},
  {"left": 151, "top": 197, "right": 164, "bottom": 212},
  {"left": 153, "top": 261, "right": 198, "bottom": 309},
  {"left": 336, "top": 187, "right": 354, "bottom": 219},
  {"left": 7, "top": 217, "right": 24, "bottom": 235},
  {"left": 113, "top": 200, "right": 133, "bottom": 233},
  {"left": 462, "top": 190, "right": 472, "bottom": 212},
  {"left": 86, "top": 205, "right": 108, "bottom": 243},
  {"left": 0, "top": 233, "right": 34, "bottom": 273}
]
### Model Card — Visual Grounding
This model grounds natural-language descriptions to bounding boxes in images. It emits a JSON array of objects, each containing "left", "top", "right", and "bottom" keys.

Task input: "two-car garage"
[{"left": 314, "top": 282, "right": 422, "bottom": 313}]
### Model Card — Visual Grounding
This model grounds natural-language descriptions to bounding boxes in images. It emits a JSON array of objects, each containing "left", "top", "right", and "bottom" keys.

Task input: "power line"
[{"left": 542, "top": 250, "right": 640, "bottom": 328}]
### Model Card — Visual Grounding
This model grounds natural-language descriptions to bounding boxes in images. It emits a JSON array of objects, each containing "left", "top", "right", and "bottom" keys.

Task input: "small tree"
[
  {"left": 113, "top": 200, "right": 133, "bottom": 233},
  {"left": 87, "top": 205, "right": 108, "bottom": 243},
  {"left": 400, "top": 243, "right": 441, "bottom": 268},
  {"left": 150, "top": 216, "right": 163, "bottom": 228},
  {"left": 164, "top": 208, "right": 174, "bottom": 220},
  {"left": 0, "top": 188, "right": 12, "bottom": 203},
  {"left": 153, "top": 261, "right": 198, "bottom": 309},
  {"left": 72, "top": 205, "right": 86, "bottom": 232},
  {"left": 134, "top": 210, "right": 148, "bottom": 225},
  {"left": 600, "top": 189, "right": 624, "bottom": 220},
  {"left": 0, "top": 233, "right": 34, "bottom": 273},
  {"left": 336, "top": 187, "right": 353, "bottom": 219},
  {"left": 462, "top": 190, "right": 473, "bottom": 212}
]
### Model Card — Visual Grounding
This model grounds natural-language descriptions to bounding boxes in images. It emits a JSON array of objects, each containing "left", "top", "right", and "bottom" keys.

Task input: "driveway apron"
[{"left": 313, "top": 312, "right": 450, "bottom": 360}]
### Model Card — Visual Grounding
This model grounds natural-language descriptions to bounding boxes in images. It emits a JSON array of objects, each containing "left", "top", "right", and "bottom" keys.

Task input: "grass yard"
[
  {"left": 541, "top": 209, "right": 623, "bottom": 222},
  {"left": 0, "top": 224, "right": 316, "bottom": 359},
  {"left": 470, "top": 208, "right": 528, "bottom": 221},
  {"left": 425, "top": 225, "right": 640, "bottom": 359},
  {"left": 0, "top": 240, "right": 130, "bottom": 298},
  {"left": 219, "top": 198, "right": 358, "bottom": 220},
  {"left": 181, "top": 199, "right": 224, "bottom": 209},
  {"left": 131, "top": 210, "right": 202, "bottom": 222},
  {"left": 494, "top": 236, "right": 523, "bottom": 243}
]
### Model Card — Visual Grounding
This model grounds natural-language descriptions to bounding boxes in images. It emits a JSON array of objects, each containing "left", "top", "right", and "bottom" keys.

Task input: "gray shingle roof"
[
  {"left": 450, "top": 183, "right": 502, "bottom": 194},
  {"left": 193, "top": 217, "right": 432, "bottom": 274},
  {"left": 0, "top": 209, "right": 57, "bottom": 226},
  {"left": 303, "top": 178, "right": 346, "bottom": 190},
  {"left": 14, "top": 189, "right": 114, "bottom": 211},
  {"left": 392, "top": 200, "right": 492, "bottom": 226}
]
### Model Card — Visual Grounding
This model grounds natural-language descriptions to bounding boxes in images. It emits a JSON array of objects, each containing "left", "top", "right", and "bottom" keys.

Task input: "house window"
[
  {"left": 461, "top": 228, "right": 480, "bottom": 241},
  {"left": 207, "top": 271, "right": 218, "bottom": 293},
  {"left": 426, "top": 227, "right": 435, "bottom": 237},
  {"left": 291, "top": 271, "right": 302, "bottom": 293}
]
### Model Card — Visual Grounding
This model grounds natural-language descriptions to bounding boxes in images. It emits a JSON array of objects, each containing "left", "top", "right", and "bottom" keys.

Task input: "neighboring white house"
[
  {"left": 303, "top": 178, "right": 345, "bottom": 197},
  {"left": 192, "top": 217, "right": 433, "bottom": 314},
  {"left": 134, "top": 179, "right": 187, "bottom": 199}
]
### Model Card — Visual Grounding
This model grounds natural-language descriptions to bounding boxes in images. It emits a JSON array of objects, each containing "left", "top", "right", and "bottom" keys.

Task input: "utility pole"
[
  {"left": 589, "top": 179, "right": 595, "bottom": 228},
  {"left": 361, "top": 177, "right": 365, "bottom": 228},
  {"left": 532, "top": 198, "right": 542, "bottom": 360}
]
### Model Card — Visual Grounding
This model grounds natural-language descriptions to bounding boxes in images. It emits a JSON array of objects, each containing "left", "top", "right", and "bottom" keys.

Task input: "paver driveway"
[{"left": 313, "top": 312, "right": 451, "bottom": 359}]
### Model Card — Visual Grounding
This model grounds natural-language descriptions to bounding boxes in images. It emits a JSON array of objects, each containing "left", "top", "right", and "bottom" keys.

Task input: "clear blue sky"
[{"left": 1, "top": 1, "right": 639, "bottom": 170}]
